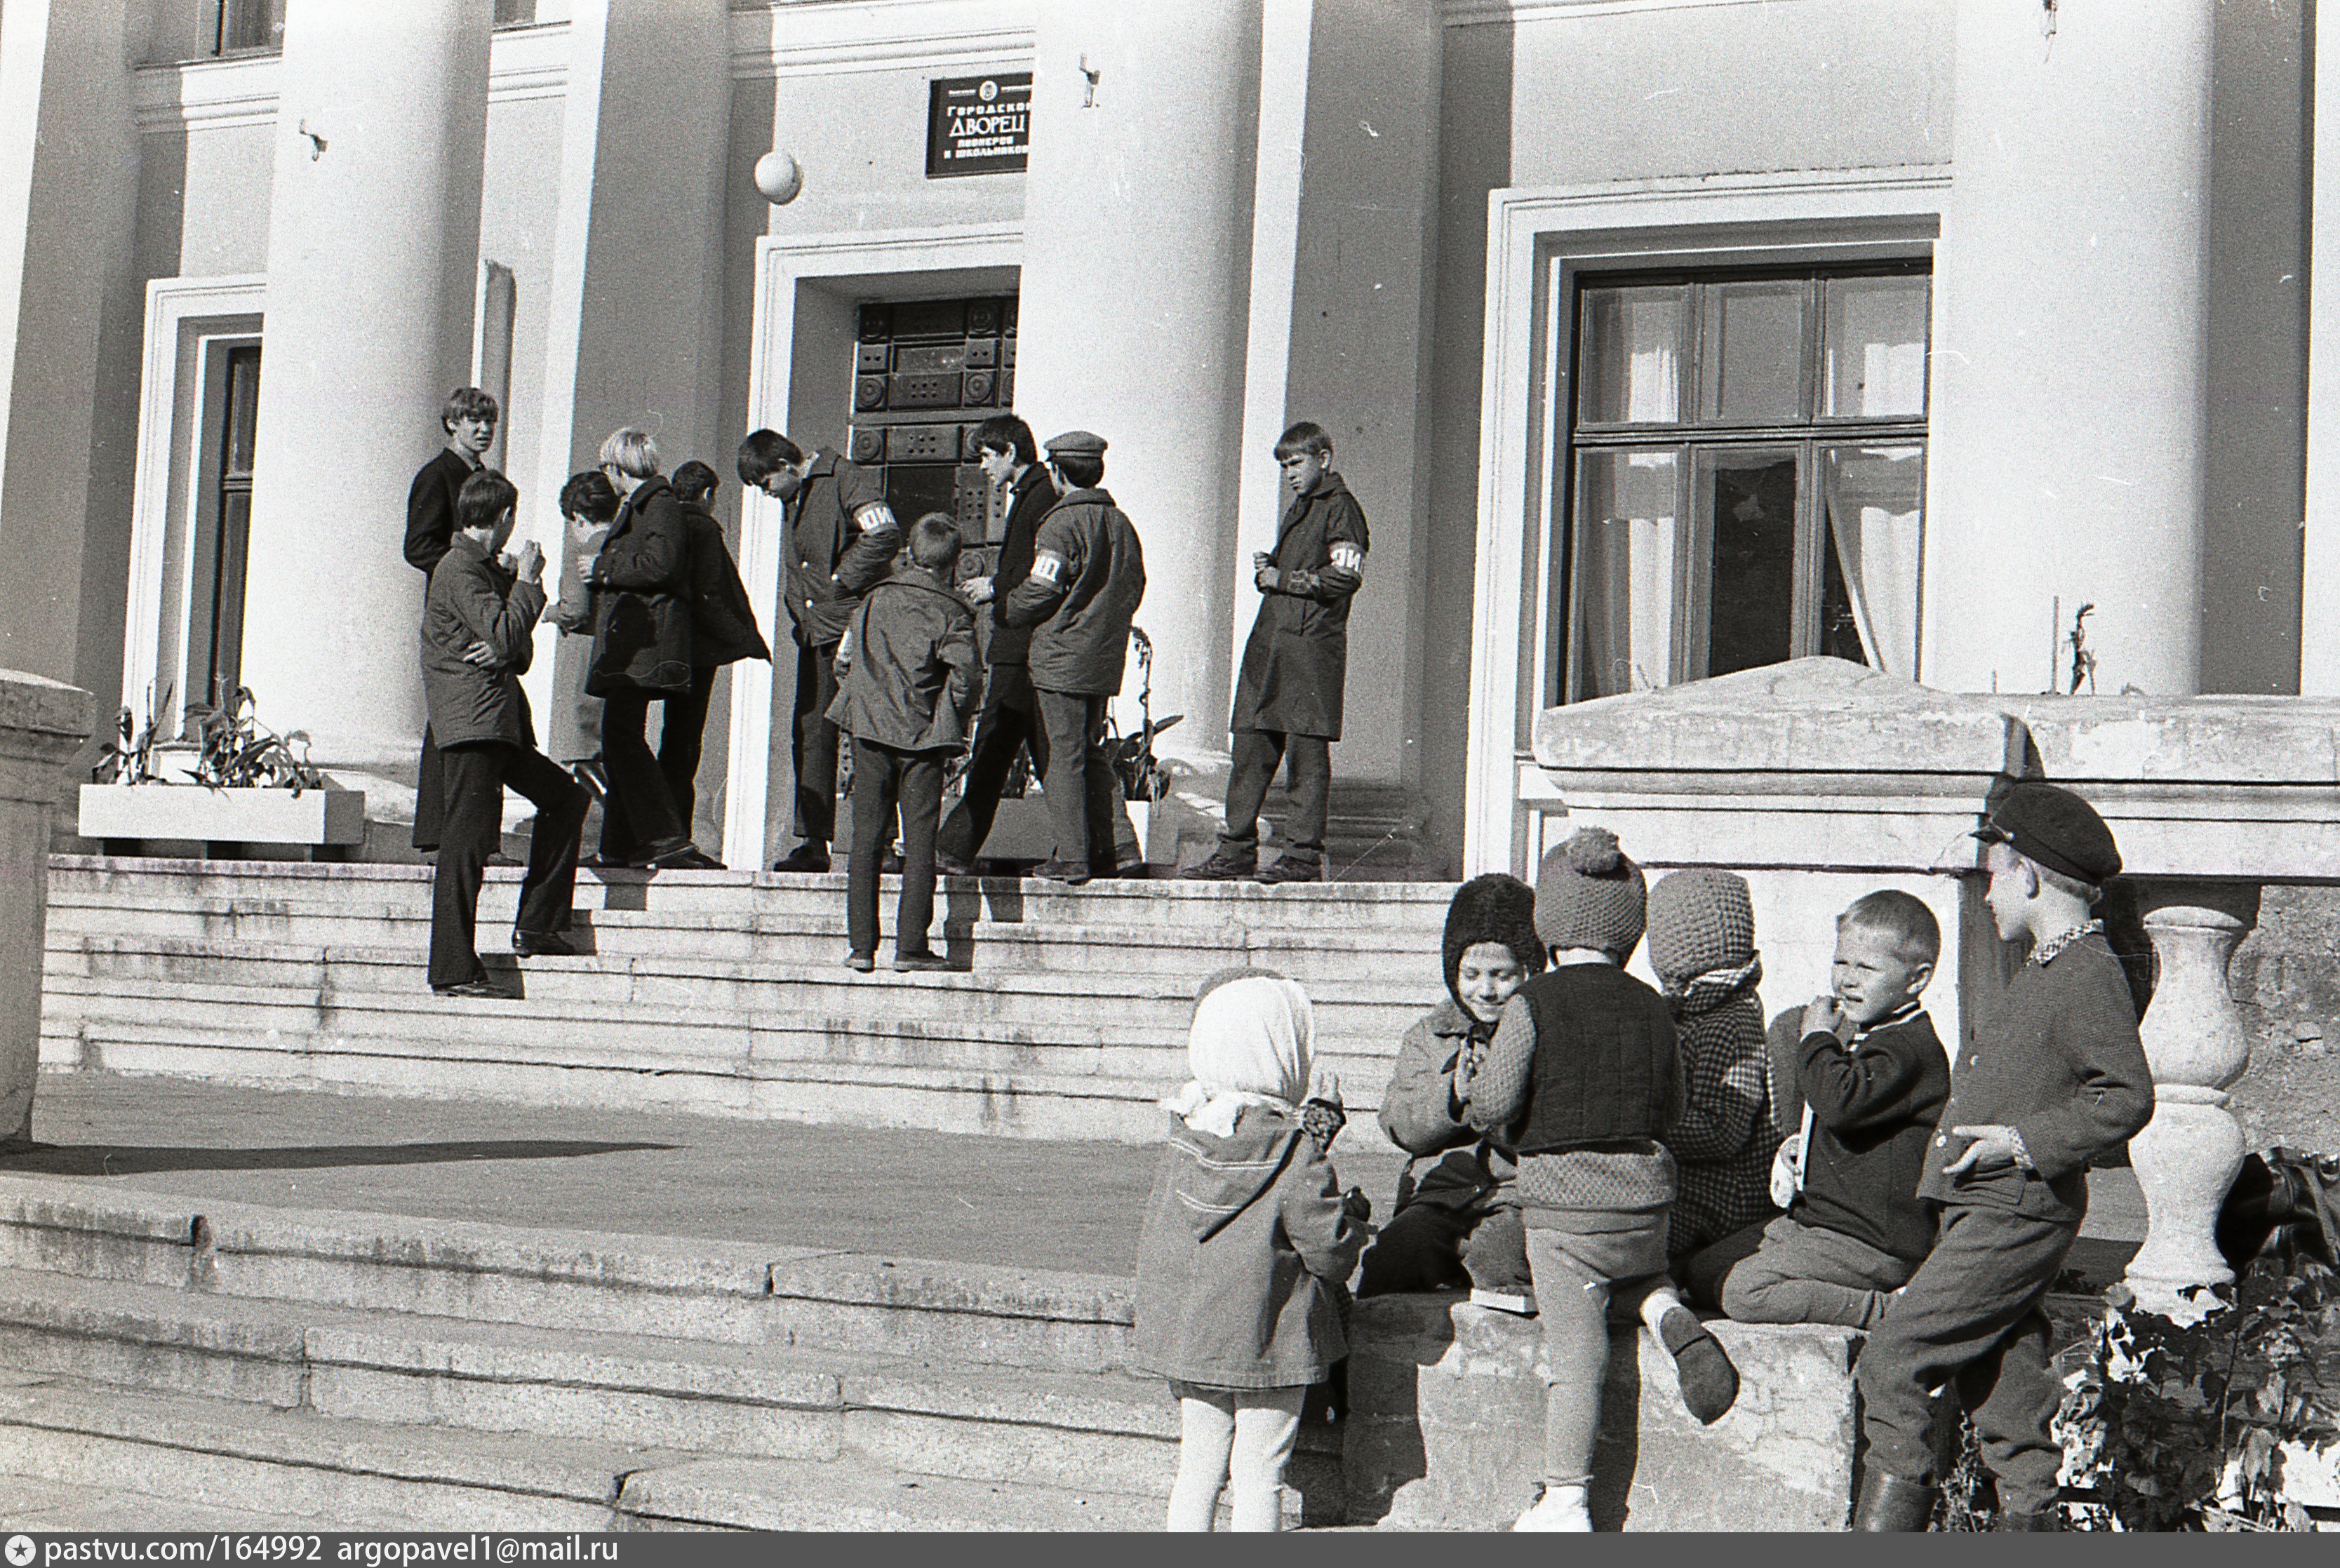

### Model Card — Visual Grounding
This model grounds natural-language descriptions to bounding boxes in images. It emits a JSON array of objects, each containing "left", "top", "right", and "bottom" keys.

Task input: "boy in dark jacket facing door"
[
  {"left": 419, "top": 469, "right": 588, "bottom": 998},
  {"left": 1851, "top": 782, "right": 2153, "bottom": 1532},
  {"left": 738, "top": 429, "right": 901, "bottom": 873},
  {"left": 1187, "top": 421, "right": 1368, "bottom": 885},
  {"left": 828, "top": 514, "right": 979, "bottom": 973},
  {"left": 1000, "top": 431, "right": 1146, "bottom": 885},
  {"left": 1713, "top": 889, "right": 1950, "bottom": 1329}
]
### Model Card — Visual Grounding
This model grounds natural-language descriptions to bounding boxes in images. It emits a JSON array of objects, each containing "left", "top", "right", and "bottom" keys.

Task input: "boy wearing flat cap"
[
  {"left": 1000, "top": 431, "right": 1146, "bottom": 884},
  {"left": 1851, "top": 779, "right": 2154, "bottom": 1532}
]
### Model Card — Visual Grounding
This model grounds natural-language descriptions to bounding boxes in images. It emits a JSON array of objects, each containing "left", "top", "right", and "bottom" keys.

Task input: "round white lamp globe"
[{"left": 753, "top": 151, "right": 803, "bottom": 206}]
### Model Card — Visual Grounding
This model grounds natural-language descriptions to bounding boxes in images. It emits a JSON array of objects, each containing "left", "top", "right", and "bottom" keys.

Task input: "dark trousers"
[
  {"left": 1716, "top": 1214, "right": 1912, "bottom": 1328},
  {"left": 429, "top": 740, "right": 589, "bottom": 988},
  {"left": 1356, "top": 1195, "right": 1530, "bottom": 1297},
  {"left": 847, "top": 737, "right": 946, "bottom": 957},
  {"left": 599, "top": 668, "right": 715, "bottom": 862},
  {"left": 1222, "top": 728, "right": 1330, "bottom": 861},
  {"left": 412, "top": 725, "right": 445, "bottom": 850},
  {"left": 1034, "top": 688, "right": 1118, "bottom": 872},
  {"left": 936, "top": 664, "right": 1043, "bottom": 864},
  {"left": 1853, "top": 1203, "right": 2076, "bottom": 1515},
  {"left": 791, "top": 640, "right": 843, "bottom": 847},
  {"left": 599, "top": 687, "right": 685, "bottom": 860}
]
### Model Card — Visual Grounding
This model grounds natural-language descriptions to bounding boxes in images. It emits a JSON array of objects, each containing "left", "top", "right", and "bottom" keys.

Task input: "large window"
[
  {"left": 206, "top": 1, "right": 536, "bottom": 58},
  {"left": 1560, "top": 264, "right": 1930, "bottom": 702}
]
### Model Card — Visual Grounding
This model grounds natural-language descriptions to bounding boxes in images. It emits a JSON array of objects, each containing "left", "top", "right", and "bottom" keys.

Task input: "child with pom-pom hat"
[{"left": 1455, "top": 826, "right": 1741, "bottom": 1531}]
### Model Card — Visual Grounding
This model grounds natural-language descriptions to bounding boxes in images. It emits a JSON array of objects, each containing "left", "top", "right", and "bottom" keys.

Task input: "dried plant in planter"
[
  {"left": 182, "top": 681, "right": 326, "bottom": 794},
  {"left": 91, "top": 683, "right": 172, "bottom": 786},
  {"left": 1106, "top": 626, "right": 1181, "bottom": 805}
]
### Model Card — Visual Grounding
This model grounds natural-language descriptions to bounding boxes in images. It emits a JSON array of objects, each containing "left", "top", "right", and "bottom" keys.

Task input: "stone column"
[
  {"left": 1924, "top": 0, "right": 2212, "bottom": 698},
  {"left": 2123, "top": 880, "right": 2259, "bottom": 1324},
  {"left": 2303, "top": 6, "right": 2340, "bottom": 696},
  {"left": 238, "top": 0, "right": 492, "bottom": 772},
  {"left": 1015, "top": 1, "right": 1264, "bottom": 761},
  {"left": 0, "top": 671, "right": 94, "bottom": 1151}
]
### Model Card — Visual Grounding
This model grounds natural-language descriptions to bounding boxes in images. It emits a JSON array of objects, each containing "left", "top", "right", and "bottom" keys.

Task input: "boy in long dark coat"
[
  {"left": 1186, "top": 421, "right": 1368, "bottom": 885},
  {"left": 1851, "top": 781, "right": 2154, "bottom": 1532}
]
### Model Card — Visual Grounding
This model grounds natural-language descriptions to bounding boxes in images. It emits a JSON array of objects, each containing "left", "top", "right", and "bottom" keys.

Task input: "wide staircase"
[
  {"left": 0, "top": 1176, "right": 1342, "bottom": 1529},
  {"left": 40, "top": 857, "right": 1452, "bottom": 1146}
]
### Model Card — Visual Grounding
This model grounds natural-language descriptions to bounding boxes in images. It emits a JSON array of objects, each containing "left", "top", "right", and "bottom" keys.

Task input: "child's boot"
[
  {"left": 1641, "top": 1290, "right": 1739, "bottom": 1425},
  {"left": 1511, "top": 1484, "right": 1592, "bottom": 1532}
]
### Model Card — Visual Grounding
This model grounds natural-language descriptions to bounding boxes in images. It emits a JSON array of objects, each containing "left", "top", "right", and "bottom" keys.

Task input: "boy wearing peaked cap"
[
  {"left": 1851, "top": 780, "right": 2154, "bottom": 1532},
  {"left": 1000, "top": 431, "right": 1146, "bottom": 884}
]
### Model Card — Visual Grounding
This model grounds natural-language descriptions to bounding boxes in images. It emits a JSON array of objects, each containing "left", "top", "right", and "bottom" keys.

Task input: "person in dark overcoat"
[
  {"left": 403, "top": 386, "right": 497, "bottom": 852},
  {"left": 581, "top": 427, "right": 707, "bottom": 870},
  {"left": 591, "top": 460, "right": 770, "bottom": 868},
  {"left": 999, "top": 430, "right": 1145, "bottom": 885},
  {"left": 1186, "top": 421, "right": 1368, "bottom": 885},
  {"left": 737, "top": 428, "right": 902, "bottom": 873},
  {"left": 418, "top": 469, "right": 587, "bottom": 998},
  {"left": 936, "top": 414, "right": 1058, "bottom": 874}
]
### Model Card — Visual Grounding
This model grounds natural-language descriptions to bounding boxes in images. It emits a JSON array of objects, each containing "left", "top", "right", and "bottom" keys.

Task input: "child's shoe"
[
  {"left": 843, "top": 951, "right": 875, "bottom": 973},
  {"left": 1182, "top": 845, "right": 1257, "bottom": 881},
  {"left": 1647, "top": 1299, "right": 1739, "bottom": 1424},
  {"left": 1511, "top": 1485, "right": 1592, "bottom": 1532},
  {"left": 1469, "top": 1286, "right": 1537, "bottom": 1315}
]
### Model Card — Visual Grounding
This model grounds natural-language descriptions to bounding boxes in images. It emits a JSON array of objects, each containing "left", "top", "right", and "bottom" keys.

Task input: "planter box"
[{"left": 79, "top": 783, "right": 366, "bottom": 847}]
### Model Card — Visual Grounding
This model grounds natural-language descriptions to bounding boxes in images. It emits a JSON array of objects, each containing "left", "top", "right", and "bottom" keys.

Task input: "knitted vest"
[{"left": 1515, "top": 965, "right": 1678, "bottom": 1153}]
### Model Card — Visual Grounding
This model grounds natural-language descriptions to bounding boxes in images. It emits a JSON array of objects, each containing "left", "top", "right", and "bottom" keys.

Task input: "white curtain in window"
[
  {"left": 1822, "top": 445, "right": 1924, "bottom": 678},
  {"left": 1574, "top": 450, "right": 1680, "bottom": 697}
]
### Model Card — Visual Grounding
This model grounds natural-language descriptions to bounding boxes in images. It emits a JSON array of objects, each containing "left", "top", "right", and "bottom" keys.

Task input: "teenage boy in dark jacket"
[
  {"left": 936, "top": 415, "right": 1056, "bottom": 874},
  {"left": 405, "top": 386, "right": 498, "bottom": 852},
  {"left": 1716, "top": 890, "right": 1949, "bottom": 1328},
  {"left": 1852, "top": 782, "right": 2155, "bottom": 1532},
  {"left": 1000, "top": 430, "right": 1145, "bottom": 885},
  {"left": 737, "top": 429, "right": 901, "bottom": 873},
  {"left": 419, "top": 469, "right": 588, "bottom": 998},
  {"left": 1187, "top": 421, "right": 1368, "bottom": 885},
  {"left": 829, "top": 514, "right": 979, "bottom": 973}
]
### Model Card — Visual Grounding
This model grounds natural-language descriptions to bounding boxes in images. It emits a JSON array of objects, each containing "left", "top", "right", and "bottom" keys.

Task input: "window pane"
[
  {"left": 1824, "top": 276, "right": 1930, "bottom": 418},
  {"left": 1690, "top": 447, "right": 1800, "bottom": 680},
  {"left": 1569, "top": 448, "right": 1683, "bottom": 699},
  {"left": 1819, "top": 443, "right": 1925, "bottom": 677},
  {"left": 219, "top": 0, "right": 285, "bottom": 54},
  {"left": 1578, "top": 286, "right": 1687, "bottom": 424},
  {"left": 1699, "top": 282, "right": 1806, "bottom": 425}
]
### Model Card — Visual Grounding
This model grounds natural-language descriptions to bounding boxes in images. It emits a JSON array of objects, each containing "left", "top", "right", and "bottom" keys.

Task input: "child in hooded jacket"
[
  {"left": 1131, "top": 969, "right": 1372, "bottom": 1532},
  {"left": 1645, "top": 870, "right": 1784, "bottom": 1261}
]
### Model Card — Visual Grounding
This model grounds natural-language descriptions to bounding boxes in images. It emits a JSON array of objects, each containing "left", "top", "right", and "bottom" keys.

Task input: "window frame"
[{"left": 1556, "top": 259, "right": 1931, "bottom": 705}]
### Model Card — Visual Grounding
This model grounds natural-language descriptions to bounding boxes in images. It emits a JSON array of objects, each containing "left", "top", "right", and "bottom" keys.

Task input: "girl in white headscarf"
[{"left": 1130, "top": 968, "right": 1372, "bottom": 1531}]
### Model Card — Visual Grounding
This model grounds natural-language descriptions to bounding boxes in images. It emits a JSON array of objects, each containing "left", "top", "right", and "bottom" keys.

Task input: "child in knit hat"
[
  {"left": 1130, "top": 969, "right": 1371, "bottom": 1531},
  {"left": 1358, "top": 874, "right": 1546, "bottom": 1311},
  {"left": 1644, "top": 870, "right": 1783, "bottom": 1262},
  {"left": 1456, "top": 828, "right": 1740, "bottom": 1532}
]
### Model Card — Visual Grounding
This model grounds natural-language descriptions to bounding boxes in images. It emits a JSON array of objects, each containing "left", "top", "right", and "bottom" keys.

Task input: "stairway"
[
  {"left": 0, "top": 1176, "right": 1338, "bottom": 1530},
  {"left": 41, "top": 857, "right": 1452, "bottom": 1146}
]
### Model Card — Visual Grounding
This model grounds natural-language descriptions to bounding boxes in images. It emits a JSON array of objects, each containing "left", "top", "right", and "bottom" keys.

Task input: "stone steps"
[
  {"left": 44, "top": 856, "right": 1450, "bottom": 1143},
  {"left": 0, "top": 1179, "right": 1335, "bottom": 1529}
]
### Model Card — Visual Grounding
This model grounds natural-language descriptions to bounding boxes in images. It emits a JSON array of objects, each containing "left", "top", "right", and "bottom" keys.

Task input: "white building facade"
[{"left": 0, "top": 0, "right": 2324, "bottom": 878}]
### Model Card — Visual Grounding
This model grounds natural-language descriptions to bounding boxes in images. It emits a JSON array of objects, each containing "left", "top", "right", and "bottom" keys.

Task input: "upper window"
[
  {"left": 1560, "top": 264, "right": 1930, "bottom": 703},
  {"left": 206, "top": 0, "right": 536, "bottom": 58}
]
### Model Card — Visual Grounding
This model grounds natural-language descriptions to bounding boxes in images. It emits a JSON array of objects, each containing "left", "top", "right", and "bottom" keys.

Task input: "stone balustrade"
[
  {"left": 0, "top": 669, "right": 93, "bottom": 1149},
  {"left": 1519, "top": 657, "right": 2340, "bottom": 1324}
]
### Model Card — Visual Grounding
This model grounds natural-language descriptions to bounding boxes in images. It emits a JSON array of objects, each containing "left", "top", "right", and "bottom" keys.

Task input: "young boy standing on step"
[
  {"left": 1852, "top": 781, "right": 2154, "bottom": 1532},
  {"left": 827, "top": 514, "right": 980, "bottom": 974},
  {"left": 1716, "top": 890, "right": 1949, "bottom": 1328},
  {"left": 1186, "top": 421, "right": 1368, "bottom": 885},
  {"left": 1457, "top": 828, "right": 1741, "bottom": 1532}
]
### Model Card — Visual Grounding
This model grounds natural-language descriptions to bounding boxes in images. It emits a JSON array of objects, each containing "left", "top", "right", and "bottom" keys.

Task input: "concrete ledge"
[{"left": 1344, "top": 1294, "right": 1859, "bottom": 1532}]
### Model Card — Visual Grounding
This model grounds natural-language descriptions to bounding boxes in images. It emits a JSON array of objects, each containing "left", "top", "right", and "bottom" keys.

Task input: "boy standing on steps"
[
  {"left": 828, "top": 514, "right": 980, "bottom": 973},
  {"left": 1852, "top": 781, "right": 2153, "bottom": 1532},
  {"left": 1186, "top": 421, "right": 1368, "bottom": 885}
]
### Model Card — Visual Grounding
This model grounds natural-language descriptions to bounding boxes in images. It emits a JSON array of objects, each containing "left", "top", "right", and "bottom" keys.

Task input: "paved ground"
[{"left": 1, "top": 1072, "right": 2142, "bottom": 1278}]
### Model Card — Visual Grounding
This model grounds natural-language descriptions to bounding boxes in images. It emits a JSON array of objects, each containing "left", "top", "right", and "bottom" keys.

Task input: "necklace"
[{"left": 2031, "top": 920, "right": 2105, "bottom": 968}]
